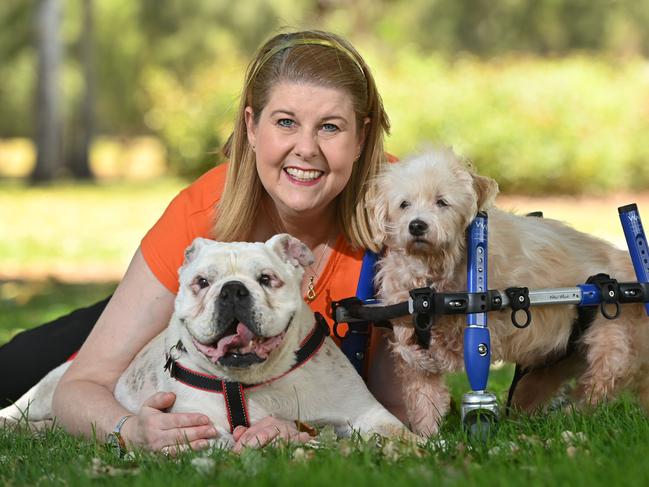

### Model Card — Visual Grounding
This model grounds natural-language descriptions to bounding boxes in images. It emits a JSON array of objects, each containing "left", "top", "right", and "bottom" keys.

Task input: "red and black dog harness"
[{"left": 164, "top": 313, "right": 330, "bottom": 433}]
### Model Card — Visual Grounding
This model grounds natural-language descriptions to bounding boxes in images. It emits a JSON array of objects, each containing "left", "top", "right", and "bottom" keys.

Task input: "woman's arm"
[{"left": 52, "top": 248, "right": 218, "bottom": 452}]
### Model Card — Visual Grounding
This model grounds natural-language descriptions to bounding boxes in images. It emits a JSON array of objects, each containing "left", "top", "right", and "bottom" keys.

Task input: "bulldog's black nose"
[
  {"left": 409, "top": 219, "right": 428, "bottom": 237},
  {"left": 219, "top": 281, "right": 250, "bottom": 301}
]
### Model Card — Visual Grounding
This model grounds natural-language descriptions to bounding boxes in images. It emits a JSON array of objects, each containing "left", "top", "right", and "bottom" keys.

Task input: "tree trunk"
[
  {"left": 31, "top": 0, "right": 63, "bottom": 183},
  {"left": 67, "top": 0, "right": 95, "bottom": 180}
]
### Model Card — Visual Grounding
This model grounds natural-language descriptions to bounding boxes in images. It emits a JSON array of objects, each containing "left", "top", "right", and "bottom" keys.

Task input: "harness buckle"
[
  {"left": 331, "top": 297, "right": 362, "bottom": 339},
  {"left": 586, "top": 273, "right": 621, "bottom": 319},
  {"left": 505, "top": 287, "right": 532, "bottom": 328},
  {"left": 409, "top": 287, "right": 436, "bottom": 348}
]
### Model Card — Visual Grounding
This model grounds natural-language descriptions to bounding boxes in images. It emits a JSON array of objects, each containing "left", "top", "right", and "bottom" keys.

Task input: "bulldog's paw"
[{"left": 207, "top": 434, "right": 235, "bottom": 451}]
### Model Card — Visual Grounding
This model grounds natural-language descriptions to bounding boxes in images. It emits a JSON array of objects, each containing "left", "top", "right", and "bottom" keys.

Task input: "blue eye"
[
  {"left": 322, "top": 123, "right": 339, "bottom": 132},
  {"left": 277, "top": 119, "right": 295, "bottom": 128}
]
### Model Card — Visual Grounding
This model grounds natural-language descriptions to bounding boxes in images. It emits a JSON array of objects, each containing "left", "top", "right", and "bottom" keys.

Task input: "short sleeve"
[{"left": 140, "top": 164, "right": 228, "bottom": 294}]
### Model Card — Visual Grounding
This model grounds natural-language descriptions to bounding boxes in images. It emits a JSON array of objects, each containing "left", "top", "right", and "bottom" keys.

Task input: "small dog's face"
[
  {"left": 373, "top": 148, "right": 498, "bottom": 254},
  {"left": 174, "top": 234, "right": 313, "bottom": 370}
]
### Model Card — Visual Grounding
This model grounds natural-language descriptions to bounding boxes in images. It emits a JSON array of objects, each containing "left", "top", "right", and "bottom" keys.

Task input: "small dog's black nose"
[
  {"left": 409, "top": 219, "right": 428, "bottom": 237},
  {"left": 219, "top": 281, "right": 250, "bottom": 301}
]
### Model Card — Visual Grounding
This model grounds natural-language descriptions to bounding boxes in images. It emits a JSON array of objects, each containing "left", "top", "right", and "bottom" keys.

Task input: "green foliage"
[
  {"left": 374, "top": 0, "right": 649, "bottom": 57},
  {"left": 372, "top": 52, "right": 649, "bottom": 193},
  {"left": 2, "top": 1, "right": 649, "bottom": 186},
  {"left": 139, "top": 62, "right": 242, "bottom": 178}
]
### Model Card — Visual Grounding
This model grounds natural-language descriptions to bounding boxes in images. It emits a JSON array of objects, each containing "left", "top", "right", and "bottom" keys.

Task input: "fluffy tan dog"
[{"left": 372, "top": 148, "right": 649, "bottom": 436}]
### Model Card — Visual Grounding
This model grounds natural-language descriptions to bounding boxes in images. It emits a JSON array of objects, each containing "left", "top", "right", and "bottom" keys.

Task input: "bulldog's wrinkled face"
[
  {"left": 373, "top": 148, "right": 498, "bottom": 255},
  {"left": 174, "top": 234, "right": 313, "bottom": 370}
]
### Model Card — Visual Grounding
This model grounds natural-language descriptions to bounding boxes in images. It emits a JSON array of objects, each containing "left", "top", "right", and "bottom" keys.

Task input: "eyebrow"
[{"left": 269, "top": 110, "right": 349, "bottom": 122}]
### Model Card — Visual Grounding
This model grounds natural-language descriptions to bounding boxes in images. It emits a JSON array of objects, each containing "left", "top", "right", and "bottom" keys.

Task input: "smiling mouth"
[
  {"left": 192, "top": 320, "right": 286, "bottom": 368},
  {"left": 283, "top": 167, "right": 324, "bottom": 183}
]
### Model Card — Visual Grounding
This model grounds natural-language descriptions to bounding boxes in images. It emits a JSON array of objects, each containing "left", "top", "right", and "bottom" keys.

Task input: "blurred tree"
[
  {"left": 31, "top": 0, "right": 63, "bottom": 183},
  {"left": 0, "top": 2, "right": 36, "bottom": 138},
  {"left": 66, "top": 0, "right": 94, "bottom": 180}
]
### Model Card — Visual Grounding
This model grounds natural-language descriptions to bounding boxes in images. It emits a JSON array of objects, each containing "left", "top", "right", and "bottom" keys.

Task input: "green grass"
[
  {"left": 2, "top": 181, "right": 649, "bottom": 485},
  {"left": 2, "top": 397, "right": 648, "bottom": 486},
  {"left": 0, "top": 179, "right": 184, "bottom": 279},
  {"left": 0, "top": 279, "right": 116, "bottom": 344}
]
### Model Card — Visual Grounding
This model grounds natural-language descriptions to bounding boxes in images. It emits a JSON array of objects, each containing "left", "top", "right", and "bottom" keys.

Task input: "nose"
[
  {"left": 219, "top": 281, "right": 250, "bottom": 302},
  {"left": 293, "top": 129, "right": 319, "bottom": 161},
  {"left": 409, "top": 219, "right": 429, "bottom": 237}
]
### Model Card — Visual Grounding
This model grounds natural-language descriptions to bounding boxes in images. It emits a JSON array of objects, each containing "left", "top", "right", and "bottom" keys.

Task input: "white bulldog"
[{"left": 0, "top": 234, "right": 406, "bottom": 446}]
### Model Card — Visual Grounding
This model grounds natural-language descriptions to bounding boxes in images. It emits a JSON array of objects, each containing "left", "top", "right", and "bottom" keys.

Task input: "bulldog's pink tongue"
[
  {"left": 254, "top": 334, "right": 285, "bottom": 359},
  {"left": 193, "top": 323, "right": 288, "bottom": 364},
  {"left": 194, "top": 323, "right": 254, "bottom": 363}
]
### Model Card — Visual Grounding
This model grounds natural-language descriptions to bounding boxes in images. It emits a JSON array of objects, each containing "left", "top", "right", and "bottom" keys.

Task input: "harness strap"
[
  {"left": 223, "top": 381, "right": 249, "bottom": 430},
  {"left": 165, "top": 312, "right": 330, "bottom": 432}
]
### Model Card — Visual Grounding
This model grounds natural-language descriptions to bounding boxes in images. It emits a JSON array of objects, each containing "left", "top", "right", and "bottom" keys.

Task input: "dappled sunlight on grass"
[{"left": 0, "top": 178, "right": 185, "bottom": 281}]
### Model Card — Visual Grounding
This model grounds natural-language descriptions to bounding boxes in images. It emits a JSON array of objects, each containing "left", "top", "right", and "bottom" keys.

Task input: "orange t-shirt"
[{"left": 140, "top": 163, "right": 366, "bottom": 329}]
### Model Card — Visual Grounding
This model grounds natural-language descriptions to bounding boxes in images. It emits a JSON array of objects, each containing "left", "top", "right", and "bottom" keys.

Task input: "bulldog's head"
[{"left": 173, "top": 234, "right": 314, "bottom": 376}]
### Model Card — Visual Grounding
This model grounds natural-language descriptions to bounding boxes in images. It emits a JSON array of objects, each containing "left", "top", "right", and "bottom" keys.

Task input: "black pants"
[{"left": 0, "top": 296, "right": 110, "bottom": 407}]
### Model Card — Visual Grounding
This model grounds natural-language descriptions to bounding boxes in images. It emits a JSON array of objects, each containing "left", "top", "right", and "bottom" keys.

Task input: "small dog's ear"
[
  {"left": 472, "top": 173, "right": 499, "bottom": 211},
  {"left": 267, "top": 233, "right": 315, "bottom": 269},
  {"left": 183, "top": 237, "right": 214, "bottom": 266},
  {"left": 366, "top": 171, "right": 391, "bottom": 249},
  {"left": 368, "top": 192, "right": 388, "bottom": 249}
]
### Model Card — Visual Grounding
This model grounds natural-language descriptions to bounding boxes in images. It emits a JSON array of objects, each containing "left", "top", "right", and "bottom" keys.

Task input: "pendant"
[{"left": 307, "top": 276, "right": 316, "bottom": 301}]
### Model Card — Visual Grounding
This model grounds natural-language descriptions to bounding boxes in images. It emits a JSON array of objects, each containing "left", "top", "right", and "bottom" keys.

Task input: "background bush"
[
  {"left": 145, "top": 49, "right": 649, "bottom": 193},
  {"left": 372, "top": 52, "right": 649, "bottom": 194},
  {"left": 1, "top": 0, "right": 649, "bottom": 191}
]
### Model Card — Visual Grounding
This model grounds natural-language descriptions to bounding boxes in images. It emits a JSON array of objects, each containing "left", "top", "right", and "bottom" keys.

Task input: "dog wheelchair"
[{"left": 331, "top": 203, "right": 649, "bottom": 439}]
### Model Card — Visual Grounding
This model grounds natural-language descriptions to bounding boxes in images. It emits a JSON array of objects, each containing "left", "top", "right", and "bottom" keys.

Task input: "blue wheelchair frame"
[{"left": 335, "top": 203, "right": 649, "bottom": 435}]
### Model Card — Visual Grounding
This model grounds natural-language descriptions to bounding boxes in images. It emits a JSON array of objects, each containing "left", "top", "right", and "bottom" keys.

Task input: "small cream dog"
[
  {"left": 372, "top": 148, "right": 649, "bottom": 435},
  {"left": 1, "top": 234, "right": 406, "bottom": 446}
]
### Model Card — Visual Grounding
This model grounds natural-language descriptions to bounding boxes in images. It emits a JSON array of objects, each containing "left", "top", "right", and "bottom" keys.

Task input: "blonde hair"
[{"left": 215, "top": 30, "right": 390, "bottom": 251}]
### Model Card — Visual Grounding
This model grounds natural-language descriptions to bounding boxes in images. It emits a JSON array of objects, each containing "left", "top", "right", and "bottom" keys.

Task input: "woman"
[{"left": 0, "top": 30, "right": 403, "bottom": 453}]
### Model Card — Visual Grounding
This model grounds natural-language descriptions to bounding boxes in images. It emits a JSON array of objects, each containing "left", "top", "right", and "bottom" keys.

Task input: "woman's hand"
[
  {"left": 232, "top": 416, "right": 313, "bottom": 452},
  {"left": 122, "top": 392, "right": 219, "bottom": 455}
]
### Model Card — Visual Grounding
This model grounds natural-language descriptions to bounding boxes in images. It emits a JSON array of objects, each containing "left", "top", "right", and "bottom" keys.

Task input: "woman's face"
[{"left": 245, "top": 82, "right": 367, "bottom": 220}]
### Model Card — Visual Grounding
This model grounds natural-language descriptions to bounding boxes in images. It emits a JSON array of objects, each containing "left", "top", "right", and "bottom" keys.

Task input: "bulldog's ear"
[
  {"left": 183, "top": 237, "right": 214, "bottom": 266},
  {"left": 472, "top": 172, "right": 499, "bottom": 211},
  {"left": 267, "top": 233, "right": 314, "bottom": 269}
]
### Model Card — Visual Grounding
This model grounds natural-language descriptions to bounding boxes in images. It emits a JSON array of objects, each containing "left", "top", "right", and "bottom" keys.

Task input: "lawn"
[{"left": 1, "top": 180, "right": 649, "bottom": 486}]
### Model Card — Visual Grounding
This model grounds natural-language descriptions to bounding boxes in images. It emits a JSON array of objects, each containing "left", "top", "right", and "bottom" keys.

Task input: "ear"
[
  {"left": 244, "top": 106, "right": 257, "bottom": 148},
  {"left": 182, "top": 237, "right": 214, "bottom": 266},
  {"left": 367, "top": 190, "right": 388, "bottom": 249},
  {"left": 472, "top": 172, "right": 499, "bottom": 211},
  {"left": 267, "top": 233, "right": 314, "bottom": 269}
]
